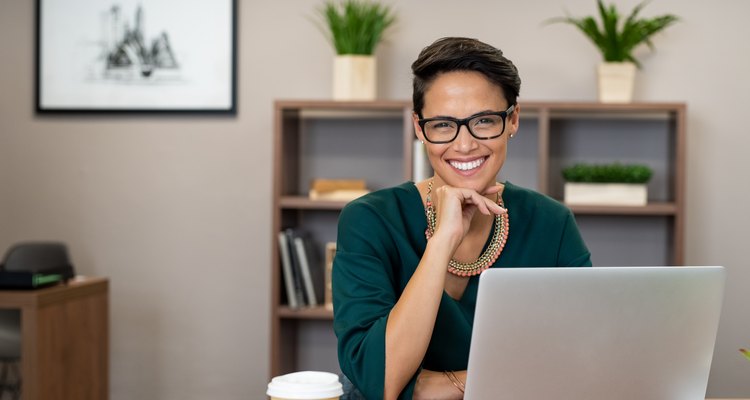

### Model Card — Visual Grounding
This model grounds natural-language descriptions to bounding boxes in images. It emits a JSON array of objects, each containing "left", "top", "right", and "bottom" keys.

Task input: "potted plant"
[
  {"left": 316, "top": 0, "right": 396, "bottom": 101},
  {"left": 547, "top": 0, "right": 678, "bottom": 103},
  {"left": 562, "top": 163, "right": 653, "bottom": 206}
]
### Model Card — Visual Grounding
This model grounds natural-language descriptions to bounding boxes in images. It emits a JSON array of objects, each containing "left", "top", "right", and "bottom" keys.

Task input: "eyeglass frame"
[{"left": 417, "top": 104, "right": 516, "bottom": 144}]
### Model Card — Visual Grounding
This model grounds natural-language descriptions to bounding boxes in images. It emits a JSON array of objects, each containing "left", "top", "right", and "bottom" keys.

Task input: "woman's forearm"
[{"left": 384, "top": 232, "right": 459, "bottom": 399}]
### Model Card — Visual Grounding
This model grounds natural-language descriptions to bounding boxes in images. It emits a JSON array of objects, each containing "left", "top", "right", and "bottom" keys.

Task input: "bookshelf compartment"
[
  {"left": 297, "top": 116, "right": 406, "bottom": 195},
  {"left": 547, "top": 116, "right": 674, "bottom": 202}
]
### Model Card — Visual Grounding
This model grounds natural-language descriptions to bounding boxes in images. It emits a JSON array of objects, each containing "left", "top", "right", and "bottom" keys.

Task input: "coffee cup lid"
[{"left": 266, "top": 371, "right": 343, "bottom": 399}]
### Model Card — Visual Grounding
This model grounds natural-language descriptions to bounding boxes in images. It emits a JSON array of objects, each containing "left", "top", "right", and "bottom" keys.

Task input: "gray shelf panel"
[
  {"left": 295, "top": 320, "right": 341, "bottom": 375},
  {"left": 499, "top": 117, "right": 539, "bottom": 191},
  {"left": 576, "top": 215, "right": 672, "bottom": 266}
]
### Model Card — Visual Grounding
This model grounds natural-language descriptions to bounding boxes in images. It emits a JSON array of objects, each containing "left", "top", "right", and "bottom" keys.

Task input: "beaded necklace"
[{"left": 424, "top": 179, "right": 509, "bottom": 277}]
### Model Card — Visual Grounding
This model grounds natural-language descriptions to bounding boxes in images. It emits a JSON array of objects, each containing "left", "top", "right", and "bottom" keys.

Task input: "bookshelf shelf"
[
  {"left": 279, "top": 196, "right": 349, "bottom": 210},
  {"left": 568, "top": 202, "right": 678, "bottom": 216},
  {"left": 270, "top": 99, "right": 686, "bottom": 378},
  {"left": 278, "top": 306, "right": 334, "bottom": 320}
]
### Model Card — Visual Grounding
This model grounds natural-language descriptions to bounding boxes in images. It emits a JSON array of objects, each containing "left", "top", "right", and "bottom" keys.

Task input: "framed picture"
[{"left": 35, "top": 0, "right": 237, "bottom": 114}]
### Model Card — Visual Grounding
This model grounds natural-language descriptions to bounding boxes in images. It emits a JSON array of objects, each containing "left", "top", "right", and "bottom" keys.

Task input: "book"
[
  {"left": 277, "top": 231, "right": 300, "bottom": 309},
  {"left": 284, "top": 229, "right": 307, "bottom": 308},
  {"left": 324, "top": 242, "right": 337, "bottom": 311},
  {"left": 309, "top": 189, "right": 370, "bottom": 201},
  {"left": 309, "top": 179, "right": 370, "bottom": 201},
  {"left": 293, "top": 234, "right": 324, "bottom": 307}
]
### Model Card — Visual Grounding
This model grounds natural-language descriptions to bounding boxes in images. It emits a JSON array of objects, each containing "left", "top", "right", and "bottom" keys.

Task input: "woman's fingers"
[
  {"left": 458, "top": 188, "right": 506, "bottom": 216},
  {"left": 431, "top": 184, "right": 505, "bottom": 245},
  {"left": 433, "top": 185, "right": 506, "bottom": 231}
]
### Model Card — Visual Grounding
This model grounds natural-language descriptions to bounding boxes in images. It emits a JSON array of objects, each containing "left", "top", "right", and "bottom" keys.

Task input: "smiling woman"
[{"left": 331, "top": 37, "right": 592, "bottom": 400}]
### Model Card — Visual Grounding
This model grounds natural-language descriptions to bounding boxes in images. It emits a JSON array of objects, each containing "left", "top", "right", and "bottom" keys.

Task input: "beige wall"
[{"left": 1, "top": 0, "right": 749, "bottom": 398}]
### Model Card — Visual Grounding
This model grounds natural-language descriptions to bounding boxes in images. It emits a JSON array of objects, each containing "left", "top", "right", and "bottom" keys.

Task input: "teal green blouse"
[{"left": 332, "top": 182, "right": 591, "bottom": 399}]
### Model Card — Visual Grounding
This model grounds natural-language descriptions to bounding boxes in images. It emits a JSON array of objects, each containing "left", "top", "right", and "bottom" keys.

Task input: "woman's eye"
[
  {"left": 431, "top": 121, "right": 453, "bottom": 129},
  {"left": 475, "top": 117, "right": 499, "bottom": 126}
]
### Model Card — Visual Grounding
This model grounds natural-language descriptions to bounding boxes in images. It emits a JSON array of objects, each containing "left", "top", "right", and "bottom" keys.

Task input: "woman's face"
[{"left": 413, "top": 70, "right": 519, "bottom": 193}]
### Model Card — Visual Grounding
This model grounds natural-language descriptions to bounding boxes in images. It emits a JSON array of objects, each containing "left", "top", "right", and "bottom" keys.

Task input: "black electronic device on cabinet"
[{"left": 0, "top": 242, "right": 75, "bottom": 289}]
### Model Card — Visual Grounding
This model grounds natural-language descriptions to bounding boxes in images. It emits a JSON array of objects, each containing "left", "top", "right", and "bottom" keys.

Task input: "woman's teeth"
[{"left": 450, "top": 158, "right": 485, "bottom": 171}]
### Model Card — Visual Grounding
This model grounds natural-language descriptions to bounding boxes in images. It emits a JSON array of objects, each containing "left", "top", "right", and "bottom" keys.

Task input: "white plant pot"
[
  {"left": 597, "top": 62, "right": 636, "bottom": 103},
  {"left": 333, "top": 55, "right": 376, "bottom": 101},
  {"left": 564, "top": 182, "right": 647, "bottom": 206}
]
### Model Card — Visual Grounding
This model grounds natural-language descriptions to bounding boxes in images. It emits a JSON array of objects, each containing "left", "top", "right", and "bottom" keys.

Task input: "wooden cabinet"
[
  {"left": 0, "top": 277, "right": 109, "bottom": 400},
  {"left": 270, "top": 100, "right": 685, "bottom": 377}
]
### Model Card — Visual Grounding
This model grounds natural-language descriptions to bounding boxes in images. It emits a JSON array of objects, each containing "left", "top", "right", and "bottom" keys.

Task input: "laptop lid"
[{"left": 464, "top": 266, "right": 725, "bottom": 400}]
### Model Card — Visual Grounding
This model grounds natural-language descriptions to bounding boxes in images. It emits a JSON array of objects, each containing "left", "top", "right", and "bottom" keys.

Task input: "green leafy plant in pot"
[
  {"left": 316, "top": 0, "right": 396, "bottom": 101},
  {"left": 562, "top": 162, "right": 653, "bottom": 206},
  {"left": 562, "top": 163, "right": 653, "bottom": 184},
  {"left": 547, "top": 0, "right": 678, "bottom": 103}
]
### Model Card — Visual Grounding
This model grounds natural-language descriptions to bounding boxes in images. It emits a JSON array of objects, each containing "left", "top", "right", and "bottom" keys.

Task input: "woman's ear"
[
  {"left": 507, "top": 104, "right": 521, "bottom": 138},
  {"left": 413, "top": 112, "right": 426, "bottom": 143}
]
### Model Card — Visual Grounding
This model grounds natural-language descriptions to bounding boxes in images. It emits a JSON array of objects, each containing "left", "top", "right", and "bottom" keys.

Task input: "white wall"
[{"left": 1, "top": 0, "right": 748, "bottom": 398}]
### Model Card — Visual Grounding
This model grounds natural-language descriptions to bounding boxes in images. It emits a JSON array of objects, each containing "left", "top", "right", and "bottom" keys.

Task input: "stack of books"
[
  {"left": 277, "top": 228, "right": 328, "bottom": 309},
  {"left": 308, "top": 179, "right": 370, "bottom": 201}
]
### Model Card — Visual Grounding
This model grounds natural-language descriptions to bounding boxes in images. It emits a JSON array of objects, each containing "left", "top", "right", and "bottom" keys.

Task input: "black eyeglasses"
[{"left": 417, "top": 104, "right": 516, "bottom": 144}]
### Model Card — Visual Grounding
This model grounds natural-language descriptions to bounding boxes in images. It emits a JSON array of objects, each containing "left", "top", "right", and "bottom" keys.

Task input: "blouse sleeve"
[
  {"left": 332, "top": 201, "right": 418, "bottom": 399},
  {"left": 557, "top": 210, "right": 593, "bottom": 267}
]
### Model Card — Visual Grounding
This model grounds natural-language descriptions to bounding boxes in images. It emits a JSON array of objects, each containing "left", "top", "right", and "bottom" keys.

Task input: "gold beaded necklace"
[{"left": 424, "top": 179, "right": 509, "bottom": 276}]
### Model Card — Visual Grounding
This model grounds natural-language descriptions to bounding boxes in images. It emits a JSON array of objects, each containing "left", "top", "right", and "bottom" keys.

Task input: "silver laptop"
[{"left": 464, "top": 266, "right": 725, "bottom": 400}]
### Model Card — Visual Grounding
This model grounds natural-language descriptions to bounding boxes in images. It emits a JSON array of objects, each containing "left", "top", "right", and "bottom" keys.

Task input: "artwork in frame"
[{"left": 36, "top": 0, "right": 237, "bottom": 114}]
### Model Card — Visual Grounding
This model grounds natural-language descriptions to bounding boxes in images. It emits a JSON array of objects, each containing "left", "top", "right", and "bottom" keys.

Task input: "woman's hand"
[
  {"left": 414, "top": 369, "right": 466, "bottom": 400},
  {"left": 431, "top": 184, "right": 506, "bottom": 250}
]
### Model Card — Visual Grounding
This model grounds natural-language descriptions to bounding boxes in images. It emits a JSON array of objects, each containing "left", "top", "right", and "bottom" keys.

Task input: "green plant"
[
  {"left": 547, "top": 0, "right": 678, "bottom": 67},
  {"left": 741, "top": 348, "right": 750, "bottom": 362},
  {"left": 562, "top": 163, "right": 653, "bottom": 184},
  {"left": 316, "top": 0, "right": 396, "bottom": 55}
]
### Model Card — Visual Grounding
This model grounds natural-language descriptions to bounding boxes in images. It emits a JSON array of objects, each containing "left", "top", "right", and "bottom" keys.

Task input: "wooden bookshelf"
[{"left": 270, "top": 100, "right": 686, "bottom": 377}]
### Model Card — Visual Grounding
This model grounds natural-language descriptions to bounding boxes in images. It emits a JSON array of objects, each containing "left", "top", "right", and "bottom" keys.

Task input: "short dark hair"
[{"left": 411, "top": 37, "right": 521, "bottom": 117}]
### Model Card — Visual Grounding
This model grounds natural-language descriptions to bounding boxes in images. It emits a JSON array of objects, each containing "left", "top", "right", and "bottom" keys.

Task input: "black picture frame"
[{"left": 35, "top": 0, "right": 237, "bottom": 114}]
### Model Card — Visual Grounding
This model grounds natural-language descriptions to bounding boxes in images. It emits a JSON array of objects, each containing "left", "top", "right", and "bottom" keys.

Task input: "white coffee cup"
[{"left": 266, "top": 371, "right": 343, "bottom": 400}]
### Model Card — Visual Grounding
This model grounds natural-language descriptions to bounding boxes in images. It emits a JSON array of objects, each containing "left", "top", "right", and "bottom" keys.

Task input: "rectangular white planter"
[
  {"left": 597, "top": 62, "right": 636, "bottom": 103},
  {"left": 333, "top": 55, "right": 376, "bottom": 101},
  {"left": 564, "top": 182, "right": 647, "bottom": 206}
]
